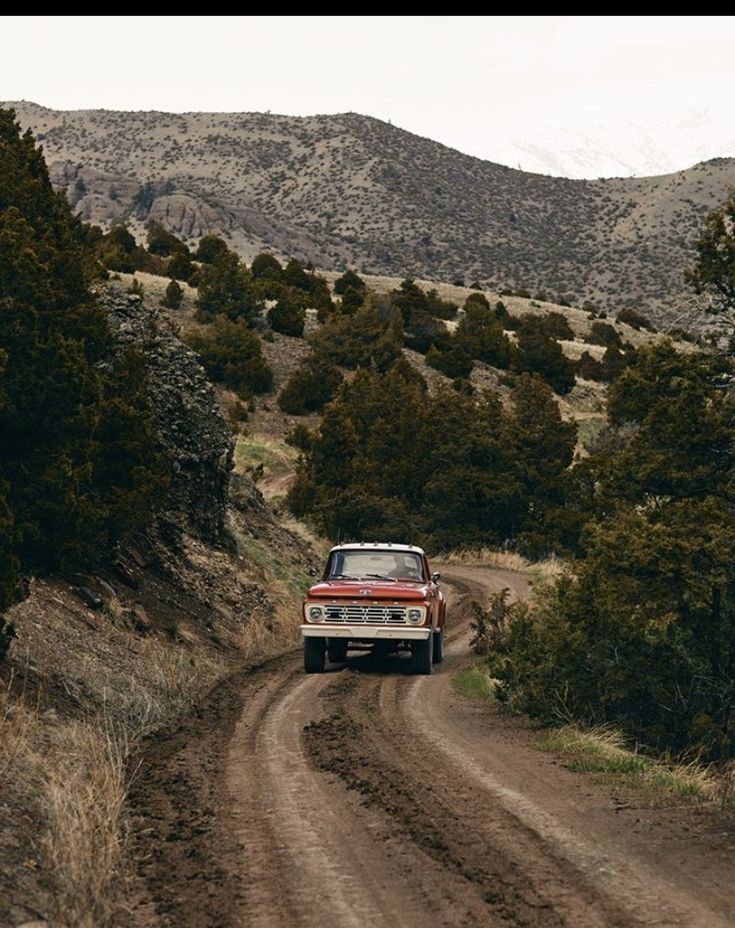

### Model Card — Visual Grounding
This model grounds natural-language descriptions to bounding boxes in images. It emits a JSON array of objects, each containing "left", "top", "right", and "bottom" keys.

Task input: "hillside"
[
  {"left": 7, "top": 101, "right": 735, "bottom": 329},
  {"left": 122, "top": 267, "right": 678, "bottom": 509}
]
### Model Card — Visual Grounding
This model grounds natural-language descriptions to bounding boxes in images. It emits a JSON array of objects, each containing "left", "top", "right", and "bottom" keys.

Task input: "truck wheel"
[
  {"left": 411, "top": 634, "right": 433, "bottom": 675},
  {"left": 304, "top": 636, "right": 326, "bottom": 673},
  {"left": 432, "top": 629, "right": 444, "bottom": 664},
  {"left": 327, "top": 639, "right": 348, "bottom": 663}
]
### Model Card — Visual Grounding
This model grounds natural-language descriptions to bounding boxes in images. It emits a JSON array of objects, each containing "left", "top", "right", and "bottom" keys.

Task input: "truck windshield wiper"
[
  {"left": 363, "top": 573, "right": 397, "bottom": 582},
  {"left": 329, "top": 573, "right": 360, "bottom": 580}
]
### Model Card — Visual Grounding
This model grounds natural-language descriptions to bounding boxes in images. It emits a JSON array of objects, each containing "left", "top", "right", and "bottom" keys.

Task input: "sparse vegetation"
[{"left": 537, "top": 725, "right": 715, "bottom": 801}]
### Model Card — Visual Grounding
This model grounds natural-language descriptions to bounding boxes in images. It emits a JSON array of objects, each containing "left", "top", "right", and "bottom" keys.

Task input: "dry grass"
[
  {"left": 439, "top": 547, "right": 567, "bottom": 581},
  {"left": 538, "top": 724, "right": 717, "bottom": 802},
  {"left": 1, "top": 630, "right": 229, "bottom": 926},
  {"left": 1, "top": 681, "right": 132, "bottom": 927},
  {"left": 0, "top": 677, "right": 38, "bottom": 779},
  {"left": 42, "top": 718, "right": 130, "bottom": 928},
  {"left": 237, "top": 598, "right": 301, "bottom": 666},
  {"left": 118, "top": 634, "right": 225, "bottom": 737},
  {"left": 715, "top": 762, "right": 735, "bottom": 809}
]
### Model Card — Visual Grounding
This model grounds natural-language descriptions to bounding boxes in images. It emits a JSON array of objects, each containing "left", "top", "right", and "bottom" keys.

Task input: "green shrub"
[
  {"left": 425, "top": 288, "right": 458, "bottom": 319},
  {"left": 195, "top": 234, "right": 229, "bottom": 264},
  {"left": 464, "top": 292, "right": 490, "bottom": 312},
  {"left": 425, "top": 344, "right": 473, "bottom": 379},
  {"left": 338, "top": 285, "right": 364, "bottom": 315},
  {"left": 404, "top": 311, "right": 450, "bottom": 354},
  {"left": 311, "top": 295, "right": 403, "bottom": 371},
  {"left": 184, "top": 317, "right": 273, "bottom": 397},
  {"left": 455, "top": 304, "right": 514, "bottom": 368},
  {"left": 251, "top": 253, "right": 283, "bottom": 280},
  {"left": 617, "top": 307, "right": 655, "bottom": 331},
  {"left": 147, "top": 221, "right": 186, "bottom": 257},
  {"left": 268, "top": 296, "right": 306, "bottom": 337},
  {"left": 575, "top": 351, "right": 603, "bottom": 381},
  {"left": 167, "top": 248, "right": 194, "bottom": 282},
  {"left": 333, "top": 269, "right": 366, "bottom": 295},
  {"left": 513, "top": 324, "right": 576, "bottom": 395},
  {"left": 278, "top": 354, "right": 343, "bottom": 415},
  {"left": 588, "top": 321, "right": 622, "bottom": 348}
]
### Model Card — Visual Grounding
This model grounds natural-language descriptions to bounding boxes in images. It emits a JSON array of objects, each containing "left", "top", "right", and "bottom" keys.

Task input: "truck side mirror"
[
  {"left": 308, "top": 566, "right": 319, "bottom": 577},
  {"left": 431, "top": 572, "right": 441, "bottom": 584}
]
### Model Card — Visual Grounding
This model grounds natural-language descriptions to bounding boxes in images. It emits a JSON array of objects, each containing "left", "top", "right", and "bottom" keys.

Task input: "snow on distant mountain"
[{"left": 490, "top": 111, "right": 735, "bottom": 178}]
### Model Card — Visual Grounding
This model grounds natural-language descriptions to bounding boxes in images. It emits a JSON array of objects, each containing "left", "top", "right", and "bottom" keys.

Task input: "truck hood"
[{"left": 307, "top": 580, "right": 429, "bottom": 602}]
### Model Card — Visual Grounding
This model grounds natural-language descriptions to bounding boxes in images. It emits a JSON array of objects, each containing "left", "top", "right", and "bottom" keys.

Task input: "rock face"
[{"left": 102, "top": 291, "right": 233, "bottom": 544}]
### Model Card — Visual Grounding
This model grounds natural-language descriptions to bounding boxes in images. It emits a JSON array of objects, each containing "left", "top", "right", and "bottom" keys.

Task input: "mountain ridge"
[{"left": 7, "top": 100, "right": 735, "bottom": 327}]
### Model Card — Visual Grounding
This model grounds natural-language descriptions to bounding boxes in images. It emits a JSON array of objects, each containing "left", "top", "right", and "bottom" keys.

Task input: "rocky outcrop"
[
  {"left": 147, "top": 193, "right": 236, "bottom": 239},
  {"left": 101, "top": 291, "right": 233, "bottom": 544}
]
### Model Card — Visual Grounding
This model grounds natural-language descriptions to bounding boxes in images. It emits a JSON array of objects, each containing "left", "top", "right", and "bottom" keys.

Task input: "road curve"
[{"left": 130, "top": 566, "right": 735, "bottom": 927}]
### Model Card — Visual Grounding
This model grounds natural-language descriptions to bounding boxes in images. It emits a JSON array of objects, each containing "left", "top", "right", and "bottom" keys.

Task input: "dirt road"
[{"left": 129, "top": 567, "right": 735, "bottom": 928}]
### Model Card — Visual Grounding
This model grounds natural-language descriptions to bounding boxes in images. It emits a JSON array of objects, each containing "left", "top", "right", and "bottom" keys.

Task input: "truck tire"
[
  {"left": 327, "top": 639, "right": 348, "bottom": 663},
  {"left": 432, "top": 628, "right": 444, "bottom": 664},
  {"left": 411, "top": 634, "right": 433, "bottom": 675},
  {"left": 304, "top": 636, "right": 326, "bottom": 673}
]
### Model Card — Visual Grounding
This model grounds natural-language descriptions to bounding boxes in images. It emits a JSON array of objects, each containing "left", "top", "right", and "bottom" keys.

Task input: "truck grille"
[{"left": 324, "top": 603, "right": 408, "bottom": 624}]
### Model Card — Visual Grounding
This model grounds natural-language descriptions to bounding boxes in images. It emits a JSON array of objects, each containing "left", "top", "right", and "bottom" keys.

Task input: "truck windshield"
[{"left": 327, "top": 550, "right": 424, "bottom": 581}]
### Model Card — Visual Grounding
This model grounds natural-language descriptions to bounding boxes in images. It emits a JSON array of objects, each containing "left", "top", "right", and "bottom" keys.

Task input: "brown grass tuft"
[{"left": 42, "top": 718, "right": 130, "bottom": 928}]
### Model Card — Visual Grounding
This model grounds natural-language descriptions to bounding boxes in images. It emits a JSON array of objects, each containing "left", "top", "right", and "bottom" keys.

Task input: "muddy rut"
[{"left": 128, "top": 567, "right": 735, "bottom": 928}]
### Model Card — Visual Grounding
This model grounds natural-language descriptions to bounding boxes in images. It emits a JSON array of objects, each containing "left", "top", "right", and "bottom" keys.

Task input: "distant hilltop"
[{"left": 7, "top": 100, "right": 735, "bottom": 326}]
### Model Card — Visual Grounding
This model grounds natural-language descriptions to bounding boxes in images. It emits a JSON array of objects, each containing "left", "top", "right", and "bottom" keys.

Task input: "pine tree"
[
  {"left": 162, "top": 279, "right": 184, "bottom": 309},
  {"left": 196, "top": 251, "right": 263, "bottom": 323}
]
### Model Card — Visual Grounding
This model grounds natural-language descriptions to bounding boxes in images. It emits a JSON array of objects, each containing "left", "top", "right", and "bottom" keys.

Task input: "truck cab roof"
[{"left": 329, "top": 542, "right": 426, "bottom": 555}]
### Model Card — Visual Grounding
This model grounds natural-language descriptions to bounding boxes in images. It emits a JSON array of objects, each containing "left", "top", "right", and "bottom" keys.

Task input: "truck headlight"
[
  {"left": 407, "top": 608, "right": 425, "bottom": 625},
  {"left": 307, "top": 605, "right": 325, "bottom": 622}
]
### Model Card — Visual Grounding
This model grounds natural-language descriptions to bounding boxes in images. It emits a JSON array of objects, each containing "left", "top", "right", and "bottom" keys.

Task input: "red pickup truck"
[{"left": 301, "top": 542, "right": 446, "bottom": 674}]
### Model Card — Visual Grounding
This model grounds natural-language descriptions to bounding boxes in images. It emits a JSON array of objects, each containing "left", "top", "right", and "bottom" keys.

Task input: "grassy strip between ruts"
[{"left": 452, "top": 664, "right": 716, "bottom": 804}]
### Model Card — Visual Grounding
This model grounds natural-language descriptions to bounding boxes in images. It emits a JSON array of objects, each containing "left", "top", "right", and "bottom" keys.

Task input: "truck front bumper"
[{"left": 300, "top": 625, "right": 431, "bottom": 640}]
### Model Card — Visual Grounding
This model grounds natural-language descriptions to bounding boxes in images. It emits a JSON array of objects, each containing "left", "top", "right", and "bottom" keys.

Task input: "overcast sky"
[{"left": 4, "top": 16, "right": 735, "bottom": 176}]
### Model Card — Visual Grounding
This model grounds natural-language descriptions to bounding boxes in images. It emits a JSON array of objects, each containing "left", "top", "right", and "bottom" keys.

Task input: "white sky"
[{"left": 4, "top": 16, "right": 735, "bottom": 175}]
